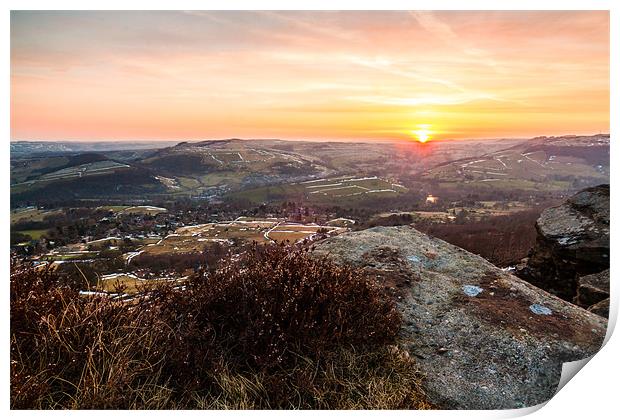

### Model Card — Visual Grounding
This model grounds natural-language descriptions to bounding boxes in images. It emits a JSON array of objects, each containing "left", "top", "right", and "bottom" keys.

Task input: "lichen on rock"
[{"left": 312, "top": 225, "right": 607, "bottom": 409}]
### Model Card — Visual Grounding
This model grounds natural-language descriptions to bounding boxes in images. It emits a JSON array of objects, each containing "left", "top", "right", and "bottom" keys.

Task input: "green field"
[
  {"left": 11, "top": 208, "right": 62, "bottom": 225},
  {"left": 15, "top": 229, "right": 49, "bottom": 240},
  {"left": 231, "top": 176, "right": 407, "bottom": 204},
  {"left": 38, "top": 160, "right": 130, "bottom": 181}
]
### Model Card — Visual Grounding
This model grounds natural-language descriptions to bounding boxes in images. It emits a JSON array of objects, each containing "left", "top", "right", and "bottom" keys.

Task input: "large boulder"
[
  {"left": 312, "top": 226, "right": 607, "bottom": 409},
  {"left": 575, "top": 269, "right": 610, "bottom": 310},
  {"left": 517, "top": 185, "right": 609, "bottom": 302},
  {"left": 588, "top": 298, "right": 610, "bottom": 318}
]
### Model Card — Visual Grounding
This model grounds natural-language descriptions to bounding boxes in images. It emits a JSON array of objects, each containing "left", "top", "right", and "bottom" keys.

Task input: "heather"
[{"left": 10, "top": 245, "right": 431, "bottom": 409}]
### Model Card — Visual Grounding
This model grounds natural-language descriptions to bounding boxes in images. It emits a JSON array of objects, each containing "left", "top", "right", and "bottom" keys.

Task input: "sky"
[{"left": 10, "top": 11, "right": 609, "bottom": 142}]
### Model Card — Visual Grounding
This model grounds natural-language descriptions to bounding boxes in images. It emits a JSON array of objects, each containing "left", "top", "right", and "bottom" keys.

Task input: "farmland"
[
  {"left": 14, "top": 229, "right": 50, "bottom": 241},
  {"left": 139, "top": 217, "right": 347, "bottom": 258},
  {"left": 10, "top": 136, "right": 609, "bottom": 207},
  {"left": 119, "top": 205, "right": 168, "bottom": 216},
  {"left": 421, "top": 135, "right": 609, "bottom": 191},
  {"left": 93, "top": 273, "right": 185, "bottom": 294},
  {"left": 11, "top": 208, "right": 62, "bottom": 224},
  {"left": 233, "top": 175, "right": 407, "bottom": 204},
  {"left": 301, "top": 176, "right": 407, "bottom": 198},
  {"left": 38, "top": 160, "right": 130, "bottom": 181}
]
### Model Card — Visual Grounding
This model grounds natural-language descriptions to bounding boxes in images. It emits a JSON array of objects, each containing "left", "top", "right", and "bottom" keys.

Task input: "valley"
[{"left": 10, "top": 134, "right": 609, "bottom": 300}]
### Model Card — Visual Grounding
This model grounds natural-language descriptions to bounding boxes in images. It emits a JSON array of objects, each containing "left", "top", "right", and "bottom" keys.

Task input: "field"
[
  {"left": 38, "top": 160, "right": 130, "bottom": 182},
  {"left": 267, "top": 223, "right": 334, "bottom": 242},
  {"left": 302, "top": 176, "right": 407, "bottom": 198},
  {"left": 233, "top": 175, "right": 407, "bottom": 204},
  {"left": 93, "top": 273, "right": 184, "bottom": 294},
  {"left": 10, "top": 208, "right": 62, "bottom": 225},
  {"left": 138, "top": 217, "right": 346, "bottom": 257},
  {"left": 118, "top": 205, "right": 168, "bottom": 216},
  {"left": 92, "top": 205, "right": 168, "bottom": 216},
  {"left": 10, "top": 156, "right": 71, "bottom": 184},
  {"left": 14, "top": 229, "right": 50, "bottom": 240},
  {"left": 139, "top": 142, "right": 325, "bottom": 197},
  {"left": 39, "top": 251, "right": 100, "bottom": 262},
  {"left": 422, "top": 141, "right": 608, "bottom": 191}
]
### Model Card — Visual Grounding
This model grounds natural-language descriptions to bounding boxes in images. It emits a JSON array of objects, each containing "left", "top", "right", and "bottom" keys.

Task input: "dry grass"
[
  {"left": 11, "top": 246, "right": 433, "bottom": 410},
  {"left": 192, "top": 347, "right": 432, "bottom": 410}
]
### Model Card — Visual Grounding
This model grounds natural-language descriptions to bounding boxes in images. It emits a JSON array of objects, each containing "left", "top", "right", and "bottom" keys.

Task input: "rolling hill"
[
  {"left": 419, "top": 134, "right": 609, "bottom": 191},
  {"left": 10, "top": 135, "right": 609, "bottom": 207}
]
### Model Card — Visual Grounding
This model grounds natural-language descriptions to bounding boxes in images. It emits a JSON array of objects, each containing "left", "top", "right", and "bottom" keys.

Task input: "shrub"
[
  {"left": 11, "top": 262, "right": 169, "bottom": 409},
  {"left": 10, "top": 246, "right": 431, "bottom": 409}
]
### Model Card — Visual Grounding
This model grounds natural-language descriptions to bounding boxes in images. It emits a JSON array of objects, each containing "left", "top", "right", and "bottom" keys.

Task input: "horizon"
[
  {"left": 9, "top": 132, "right": 611, "bottom": 146},
  {"left": 11, "top": 11, "right": 609, "bottom": 142}
]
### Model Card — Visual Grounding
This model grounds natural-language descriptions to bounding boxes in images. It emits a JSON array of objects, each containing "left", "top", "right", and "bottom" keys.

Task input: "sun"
[
  {"left": 415, "top": 130, "right": 430, "bottom": 143},
  {"left": 411, "top": 125, "right": 432, "bottom": 143}
]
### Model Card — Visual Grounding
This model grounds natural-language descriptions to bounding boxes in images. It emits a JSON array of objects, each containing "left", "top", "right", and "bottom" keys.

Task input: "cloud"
[
  {"left": 409, "top": 11, "right": 459, "bottom": 45},
  {"left": 347, "top": 92, "right": 501, "bottom": 107},
  {"left": 409, "top": 11, "right": 500, "bottom": 70}
]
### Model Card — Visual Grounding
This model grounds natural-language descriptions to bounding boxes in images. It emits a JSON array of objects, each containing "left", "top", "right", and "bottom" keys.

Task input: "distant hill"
[
  {"left": 10, "top": 140, "right": 179, "bottom": 157},
  {"left": 420, "top": 134, "right": 609, "bottom": 191},
  {"left": 9, "top": 135, "right": 610, "bottom": 207}
]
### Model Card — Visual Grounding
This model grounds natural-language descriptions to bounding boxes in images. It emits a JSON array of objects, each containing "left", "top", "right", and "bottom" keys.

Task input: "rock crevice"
[{"left": 517, "top": 184, "right": 609, "bottom": 311}]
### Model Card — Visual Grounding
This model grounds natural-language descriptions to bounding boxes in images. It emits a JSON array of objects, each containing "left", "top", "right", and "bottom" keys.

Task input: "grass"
[
  {"left": 97, "top": 205, "right": 130, "bottom": 212},
  {"left": 119, "top": 206, "right": 167, "bottom": 216},
  {"left": 10, "top": 208, "right": 62, "bottom": 225},
  {"left": 268, "top": 231, "right": 314, "bottom": 243},
  {"left": 231, "top": 177, "right": 406, "bottom": 205},
  {"left": 15, "top": 229, "right": 49, "bottom": 240},
  {"left": 176, "top": 176, "right": 201, "bottom": 189},
  {"left": 39, "top": 252, "right": 99, "bottom": 261},
  {"left": 95, "top": 274, "right": 180, "bottom": 294},
  {"left": 38, "top": 161, "right": 129, "bottom": 181},
  {"left": 11, "top": 246, "right": 433, "bottom": 409},
  {"left": 198, "top": 172, "right": 245, "bottom": 187}
]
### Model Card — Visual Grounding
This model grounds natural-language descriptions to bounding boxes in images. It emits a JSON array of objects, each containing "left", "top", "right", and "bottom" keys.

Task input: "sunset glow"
[
  {"left": 412, "top": 125, "right": 432, "bottom": 143},
  {"left": 10, "top": 11, "right": 609, "bottom": 142},
  {"left": 416, "top": 132, "right": 430, "bottom": 143}
]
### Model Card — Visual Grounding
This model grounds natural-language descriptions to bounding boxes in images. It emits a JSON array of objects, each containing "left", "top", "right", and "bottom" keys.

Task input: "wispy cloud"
[
  {"left": 348, "top": 92, "right": 501, "bottom": 107},
  {"left": 257, "top": 11, "right": 358, "bottom": 42},
  {"left": 10, "top": 11, "right": 609, "bottom": 141},
  {"left": 409, "top": 11, "right": 500, "bottom": 70}
]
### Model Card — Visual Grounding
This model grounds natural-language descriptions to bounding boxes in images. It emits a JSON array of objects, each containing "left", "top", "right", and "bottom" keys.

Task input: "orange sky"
[{"left": 10, "top": 11, "right": 609, "bottom": 142}]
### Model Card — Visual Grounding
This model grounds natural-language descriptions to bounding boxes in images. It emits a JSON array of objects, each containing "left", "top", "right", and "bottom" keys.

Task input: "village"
[{"left": 10, "top": 204, "right": 358, "bottom": 298}]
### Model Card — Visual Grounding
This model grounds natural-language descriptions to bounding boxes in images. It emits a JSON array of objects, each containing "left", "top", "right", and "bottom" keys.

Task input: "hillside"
[
  {"left": 420, "top": 134, "right": 609, "bottom": 191},
  {"left": 10, "top": 135, "right": 609, "bottom": 207}
]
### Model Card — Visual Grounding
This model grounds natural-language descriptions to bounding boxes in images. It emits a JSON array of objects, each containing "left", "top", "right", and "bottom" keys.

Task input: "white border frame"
[{"left": 3, "top": 2, "right": 617, "bottom": 419}]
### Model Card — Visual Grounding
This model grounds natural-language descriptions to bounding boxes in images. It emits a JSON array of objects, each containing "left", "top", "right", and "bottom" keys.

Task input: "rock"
[
  {"left": 588, "top": 298, "right": 610, "bottom": 318},
  {"left": 575, "top": 269, "right": 610, "bottom": 309},
  {"left": 517, "top": 185, "right": 609, "bottom": 302},
  {"left": 312, "top": 226, "right": 606, "bottom": 409}
]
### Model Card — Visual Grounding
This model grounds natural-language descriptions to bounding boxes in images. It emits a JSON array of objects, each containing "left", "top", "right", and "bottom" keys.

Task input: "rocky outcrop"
[
  {"left": 312, "top": 226, "right": 607, "bottom": 409},
  {"left": 575, "top": 269, "right": 610, "bottom": 309},
  {"left": 516, "top": 184, "right": 609, "bottom": 307},
  {"left": 588, "top": 298, "right": 610, "bottom": 318}
]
